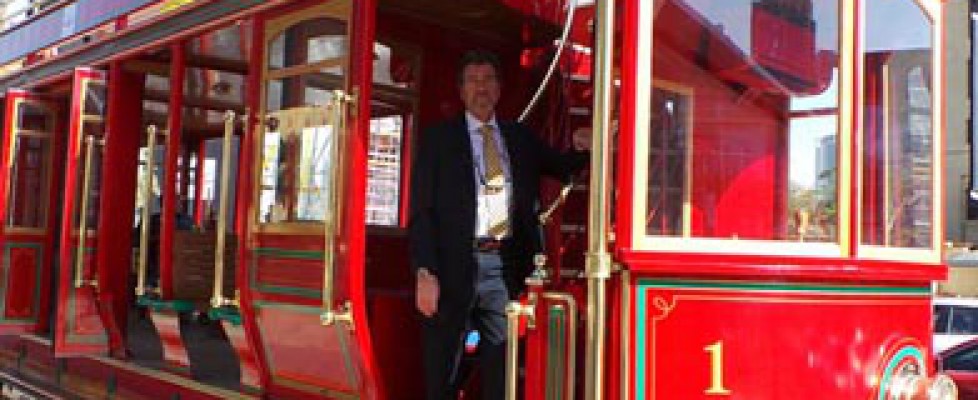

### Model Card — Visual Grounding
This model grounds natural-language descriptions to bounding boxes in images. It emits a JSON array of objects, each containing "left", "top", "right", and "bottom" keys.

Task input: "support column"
[
  {"left": 160, "top": 42, "right": 185, "bottom": 299},
  {"left": 96, "top": 62, "right": 144, "bottom": 356}
]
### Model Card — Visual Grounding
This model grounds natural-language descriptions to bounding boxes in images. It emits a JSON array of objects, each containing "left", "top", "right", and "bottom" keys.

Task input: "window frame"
[
  {"left": 252, "top": 0, "right": 352, "bottom": 235},
  {"left": 626, "top": 0, "right": 853, "bottom": 257},
  {"left": 5, "top": 97, "right": 55, "bottom": 234},
  {"left": 855, "top": 0, "right": 943, "bottom": 264}
]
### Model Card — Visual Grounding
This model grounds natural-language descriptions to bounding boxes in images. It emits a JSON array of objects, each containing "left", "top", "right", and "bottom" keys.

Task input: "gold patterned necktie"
[
  {"left": 479, "top": 124, "right": 509, "bottom": 238},
  {"left": 480, "top": 124, "right": 506, "bottom": 186}
]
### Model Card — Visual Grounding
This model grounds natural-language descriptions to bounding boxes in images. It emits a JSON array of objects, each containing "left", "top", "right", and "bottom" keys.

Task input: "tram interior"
[{"left": 0, "top": 0, "right": 937, "bottom": 397}]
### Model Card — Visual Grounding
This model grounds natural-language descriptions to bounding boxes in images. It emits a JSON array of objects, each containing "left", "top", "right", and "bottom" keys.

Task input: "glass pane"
[
  {"left": 17, "top": 103, "right": 51, "bottom": 132},
  {"left": 84, "top": 82, "right": 107, "bottom": 116},
  {"left": 266, "top": 74, "right": 341, "bottom": 113},
  {"left": 373, "top": 42, "right": 418, "bottom": 89},
  {"left": 260, "top": 11, "right": 349, "bottom": 226},
  {"left": 646, "top": 87, "right": 688, "bottom": 236},
  {"left": 646, "top": 0, "right": 839, "bottom": 241},
  {"left": 259, "top": 106, "right": 336, "bottom": 223},
  {"left": 945, "top": 346, "right": 978, "bottom": 372},
  {"left": 7, "top": 135, "right": 50, "bottom": 228},
  {"left": 366, "top": 115, "right": 404, "bottom": 226},
  {"left": 268, "top": 17, "right": 347, "bottom": 70},
  {"left": 860, "top": 0, "right": 932, "bottom": 248}
]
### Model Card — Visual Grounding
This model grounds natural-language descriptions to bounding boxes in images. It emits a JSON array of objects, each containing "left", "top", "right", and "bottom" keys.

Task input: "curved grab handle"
[{"left": 74, "top": 135, "right": 104, "bottom": 289}]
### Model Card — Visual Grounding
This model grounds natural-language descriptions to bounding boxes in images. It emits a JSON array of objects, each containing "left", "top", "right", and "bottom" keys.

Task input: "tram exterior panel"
[{"left": 0, "top": 0, "right": 954, "bottom": 399}]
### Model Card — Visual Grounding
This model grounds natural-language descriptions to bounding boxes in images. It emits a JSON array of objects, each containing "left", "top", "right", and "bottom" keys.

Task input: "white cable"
[{"left": 518, "top": 0, "right": 578, "bottom": 123}]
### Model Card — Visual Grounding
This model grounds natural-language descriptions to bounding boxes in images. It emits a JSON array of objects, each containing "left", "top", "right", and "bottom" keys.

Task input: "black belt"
[{"left": 474, "top": 237, "right": 506, "bottom": 252}]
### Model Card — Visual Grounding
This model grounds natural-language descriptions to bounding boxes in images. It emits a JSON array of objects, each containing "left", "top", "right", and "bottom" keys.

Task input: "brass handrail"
[
  {"left": 542, "top": 292, "right": 578, "bottom": 400},
  {"left": 505, "top": 300, "right": 535, "bottom": 400},
  {"left": 320, "top": 90, "right": 355, "bottom": 329},
  {"left": 136, "top": 125, "right": 157, "bottom": 296},
  {"left": 73, "top": 135, "right": 103, "bottom": 289},
  {"left": 211, "top": 111, "right": 238, "bottom": 308}
]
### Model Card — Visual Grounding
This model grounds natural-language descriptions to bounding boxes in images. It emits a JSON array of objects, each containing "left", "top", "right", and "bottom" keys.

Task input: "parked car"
[
  {"left": 938, "top": 337, "right": 978, "bottom": 399},
  {"left": 935, "top": 297, "right": 978, "bottom": 353}
]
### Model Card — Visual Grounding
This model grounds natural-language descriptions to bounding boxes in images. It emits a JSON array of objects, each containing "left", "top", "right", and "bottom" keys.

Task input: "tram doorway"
[{"left": 123, "top": 23, "right": 251, "bottom": 390}]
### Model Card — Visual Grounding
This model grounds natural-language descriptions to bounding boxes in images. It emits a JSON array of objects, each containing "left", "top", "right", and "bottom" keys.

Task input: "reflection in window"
[
  {"left": 944, "top": 346, "right": 978, "bottom": 372},
  {"left": 8, "top": 135, "right": 50, "bottom": 228},
  {"left": 268, "top": 18, "right": 347, "bottom": 71},
  {"left": 259, "top": 106, "right": 335, "bottom": 224},
  {"left": 645, "top": 0, "right": 839, "bottom": 242},
  {"left": 646, "top": 86, "right": 688, "bottom": 236},
  {"left": 260, "top": 13, "right": 347, "bottom": 226},
  {"left": 861, "top": 0, "right": 933, "bottom": 248}
]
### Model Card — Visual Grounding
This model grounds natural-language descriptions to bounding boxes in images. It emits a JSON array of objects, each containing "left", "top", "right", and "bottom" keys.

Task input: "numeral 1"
[{"left": 704, "top": 341, "right": 732, "bottom": 395}]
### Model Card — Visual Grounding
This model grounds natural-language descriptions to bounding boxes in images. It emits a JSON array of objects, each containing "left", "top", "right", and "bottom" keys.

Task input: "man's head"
[{"left": 458, "top": 50, "right": 501, "bottom": 123}]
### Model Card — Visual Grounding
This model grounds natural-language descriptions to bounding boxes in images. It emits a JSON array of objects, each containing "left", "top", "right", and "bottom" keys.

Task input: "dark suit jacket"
[{"left": 409, "top": 115, "right": 585, "bottom": 325}]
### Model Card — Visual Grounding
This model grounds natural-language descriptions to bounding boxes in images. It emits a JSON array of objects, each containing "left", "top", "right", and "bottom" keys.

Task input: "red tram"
[{"left": 0, "top": 0, "right": 957, "bottom": 399}]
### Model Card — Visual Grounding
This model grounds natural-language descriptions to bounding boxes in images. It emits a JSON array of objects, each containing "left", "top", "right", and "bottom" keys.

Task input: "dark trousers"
[{"left": 423, "top": 252, "right": 509, "bottom": 400}]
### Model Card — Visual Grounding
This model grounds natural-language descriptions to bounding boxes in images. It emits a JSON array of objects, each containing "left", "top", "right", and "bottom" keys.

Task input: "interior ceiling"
[{"left": 132, "top": 1, "right": 560, "bottom": 141}]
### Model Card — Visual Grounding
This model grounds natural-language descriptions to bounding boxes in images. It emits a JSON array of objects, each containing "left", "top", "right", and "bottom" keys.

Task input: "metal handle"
[
  {"left": 321, "top": 90, "right": 355, "bottom": 329},
  {"left": 505, "top": 300, "right": 536, "bottom": 400},
  {"left": 136, "top": 125, "right": 159, "bottom": 296},
  {"left": 211, "top": 111, "right": 238, "bottom": 308},
  {"left": 539, "top": 179, "right": 576, "bottom": 225},
  {"left": 74, "top": 135, "right": 103, "bottom": 289}
]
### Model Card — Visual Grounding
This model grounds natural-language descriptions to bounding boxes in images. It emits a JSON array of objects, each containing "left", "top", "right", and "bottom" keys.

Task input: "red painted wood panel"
[{"left": 4, "top": 245, "right": 39, "bottom": 319}]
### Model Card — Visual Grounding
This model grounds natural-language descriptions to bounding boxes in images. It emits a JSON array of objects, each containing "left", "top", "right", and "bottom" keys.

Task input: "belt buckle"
[{"left": 474, "top": 237, "right": 503, "bottom": 252}]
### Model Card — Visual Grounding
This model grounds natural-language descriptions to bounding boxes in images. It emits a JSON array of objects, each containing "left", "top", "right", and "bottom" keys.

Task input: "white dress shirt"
[{"left": 466, "top": 112, "right": 512, "bottom": 239}]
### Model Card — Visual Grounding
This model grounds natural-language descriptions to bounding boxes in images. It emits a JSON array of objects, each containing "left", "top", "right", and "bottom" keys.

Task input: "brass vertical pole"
[
  {"left": 74, "top": 135, "right": 99, "bottom": 289},
  {"left": 136, "top": 125, "right": 157, "bottom": 296},
  {"left": 585, "top": 0, "right": 615, "bottom": 398},
  {"left": 320, "top": 93, "right": 355, "bottom": 328},
  {"left": 211, "top": 111, "right": 236, "bottom": 308}
]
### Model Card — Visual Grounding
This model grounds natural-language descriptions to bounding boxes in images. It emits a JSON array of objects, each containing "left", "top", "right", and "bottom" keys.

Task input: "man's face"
[{"left": 459, "top": 63, "right": 500, "bottom": 122}]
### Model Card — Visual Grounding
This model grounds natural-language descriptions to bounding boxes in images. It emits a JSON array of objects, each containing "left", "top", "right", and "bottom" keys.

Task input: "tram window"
[
  {"left": 366, "top": 115, "right": 403, "bottom": 226},
  {"left": 17, "top": 103, "right": 51, "bottom": 132},
  {"left": 365, "top": 41, "right": 418, "bottom": 227},
  {"left": 259, "top": 111, "right": 335, "bottom": 223},
  {"left": 7, "top": 135, "right": 50, "bottom": 228},
  {"left": 860, "top": 0, "right": 934, "bottom": 249},
  {"left": 640, "top": 0, "right": 839, "bottom": 243},
  {"left": 259, "top": 12, "right": 349, "bottom": 226},
  {"left": 944, "top": 345, "right": 978, "bottom": 371},
  {"left": 84, "top": 82, "right": 106, "bottom": 116},
  {"left": 936, "top": 305, "right": 951, "bottom": 333},
  {"left": 267, "top": 18, "right": 347, "bottom": 72}
]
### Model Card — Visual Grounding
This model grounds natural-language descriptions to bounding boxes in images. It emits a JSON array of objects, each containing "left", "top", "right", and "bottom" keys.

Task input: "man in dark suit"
[{"left": 409, "top": 50, "right": 587, "bottom": 400}]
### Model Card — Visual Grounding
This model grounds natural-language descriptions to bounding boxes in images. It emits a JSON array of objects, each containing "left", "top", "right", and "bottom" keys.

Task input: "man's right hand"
[{"left": 416, "top": 268, "right": 439, "bottom": 317}]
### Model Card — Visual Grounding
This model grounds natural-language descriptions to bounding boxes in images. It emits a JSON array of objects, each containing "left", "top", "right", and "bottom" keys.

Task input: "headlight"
[{"left": 927, "top": 373, "right": 958, "bottom": 400}]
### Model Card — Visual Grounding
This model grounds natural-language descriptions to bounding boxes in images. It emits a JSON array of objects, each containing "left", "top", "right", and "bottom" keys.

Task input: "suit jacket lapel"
[
  {"left": 500, "top": 121, "right": 521, "bottom": 192},
  {"left": 456, "top": 117, "right": 477, "bottom": 205}
]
